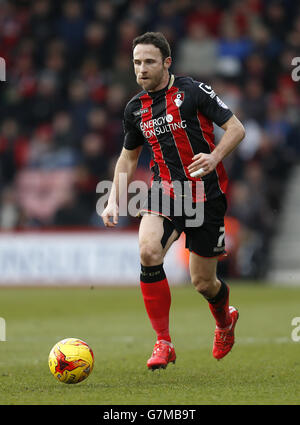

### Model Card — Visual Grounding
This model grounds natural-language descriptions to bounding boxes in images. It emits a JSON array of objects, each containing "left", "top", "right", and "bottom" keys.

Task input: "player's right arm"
[{"left": 101, "top": 146, "right": 142, "bottom": 227}]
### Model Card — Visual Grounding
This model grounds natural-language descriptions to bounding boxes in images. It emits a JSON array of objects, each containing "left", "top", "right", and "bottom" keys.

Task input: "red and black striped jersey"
[{"left": 123, "top": 74, "right": 233, "bottom": 201}]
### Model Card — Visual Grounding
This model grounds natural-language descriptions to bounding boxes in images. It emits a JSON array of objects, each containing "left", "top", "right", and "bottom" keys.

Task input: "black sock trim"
[
  {"left": 140, "top": 264, "right": 166, "bottom": 283},
  {"left": 207, "top": 278, "right": 228, "bottom": 304}
]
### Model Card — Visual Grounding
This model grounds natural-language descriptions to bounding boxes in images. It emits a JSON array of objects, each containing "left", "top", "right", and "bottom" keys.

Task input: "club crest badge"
[{"left": 172, "top": 91, "right": 185, "bottom": 108}]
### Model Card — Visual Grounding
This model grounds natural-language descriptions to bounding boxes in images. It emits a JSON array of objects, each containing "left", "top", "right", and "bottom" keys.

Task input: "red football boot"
[
  {"left": 212, "top": 306, "right": 239, "bottom": 360},
  {"left": 147, "top": 340, "right": 176, "bottom": 371}
]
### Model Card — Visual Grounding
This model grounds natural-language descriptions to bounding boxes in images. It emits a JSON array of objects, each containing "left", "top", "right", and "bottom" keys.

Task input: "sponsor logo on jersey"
[
  {"left": 140, "top": 113, "right": 187, "bottom": 138},
  {"left": 133, "top": 107, "right": 149, "bottom": 117},
  {"left": 216, "top": 96, "right": 228, "bottom": 109}
]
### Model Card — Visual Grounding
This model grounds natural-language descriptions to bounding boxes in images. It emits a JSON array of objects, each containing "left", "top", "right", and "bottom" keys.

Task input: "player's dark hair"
[{"left": 132, "top": 32, "right": 171, "bottom": 61}]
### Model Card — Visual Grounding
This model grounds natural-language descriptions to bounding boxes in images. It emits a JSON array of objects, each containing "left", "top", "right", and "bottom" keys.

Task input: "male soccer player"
[{"left": 101, "top": 32, "right": 245, "bottom": 370}]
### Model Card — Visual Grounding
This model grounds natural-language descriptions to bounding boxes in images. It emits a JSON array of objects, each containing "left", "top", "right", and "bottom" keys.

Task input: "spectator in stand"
[
  {"left": 94, "top": 0, "right": 116, "bottom": 26},
  {"left": 109, "top": 52, "right": 138, "bottom": 99},
  {"left": 117, "top": 19, "right": 140, "bottom": 56},
  {"left": 263, "top": 0, "right": 288, "bottom": 40},
  {"left": 0, "top": 186, "right": 20, "bottom": 229},
  {"left": 53, "top": 186, "right": 91, "bottom": 226},
  {"left": 29, "top": 0, "right": 55, "bottom": 49},
  {"left": 79, "top": 57, "right": 107, "bottom": 104},
  {"left": 29, "top": 71, "right": 64, "bottom": 128},
  {"left": 242, "top": 52, "right": 270, "bottom": 89},
  {"left": 77, "top": 131, "right": 109, "bottom": 206},
  {"left": 55, "top": 0, "right": 87, "bottom": 65},
  {"left": 52, "top": 110, "right": 78, "bottom": 150},
  {"left": 0, "top": 118, "right": 29, "bottom": 186},
  {"left": 185, "top": 0, "right": 223, "bottom": 37},
  {"left": 175, "top": 22, "right": 218, "bottom": 79},
  {"left": 83, "top": 21, "right": 107, "bottom": 67},
  {"left": 42, "top": 39, "right": 69, "bottom": 96},
  {"left": 150, "top": 0, "right": 185, "bottom": 41},
  {"left": 234, "top": 108, "right": 264, "bottom": 166},
  {"left": 67, "top": 77, "right": 93, "bottom": 138},
  {"left": 218, "top": 17, "right": 253, "bottom": 62},
  {"left": 239, "top": 78, "right": 268, "bottom": 125},
  {"left": 104, "top": 82, "right": 128, "bottom": 153}
]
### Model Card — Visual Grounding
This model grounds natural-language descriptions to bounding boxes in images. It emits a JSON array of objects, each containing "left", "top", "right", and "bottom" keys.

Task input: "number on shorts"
[{"left": 217, "top": 226, "right": 225, "bottom": 247}]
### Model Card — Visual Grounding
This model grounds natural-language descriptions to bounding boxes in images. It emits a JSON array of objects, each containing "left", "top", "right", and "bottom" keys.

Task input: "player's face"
[{"left": 133, "top": 44, "right": 171, "bottom": 92}]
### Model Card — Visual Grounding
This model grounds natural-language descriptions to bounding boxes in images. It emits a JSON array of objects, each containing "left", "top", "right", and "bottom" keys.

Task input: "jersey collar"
[
  {"left": 147, "top": 73, "right": 175, "bottom": 97},
  {"left": 167, "top": 73, "right": 175, "bottom": 90}
]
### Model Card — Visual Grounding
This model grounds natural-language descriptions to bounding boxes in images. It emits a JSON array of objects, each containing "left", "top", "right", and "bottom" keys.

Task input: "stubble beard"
[{"left": 137, "top": 68, "right": 165, "bottom": 92}]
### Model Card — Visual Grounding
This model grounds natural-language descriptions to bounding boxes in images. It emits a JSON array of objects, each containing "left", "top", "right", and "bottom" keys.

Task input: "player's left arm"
[{"left": 188, "top": 114, "right": 245, "bottom": 177}]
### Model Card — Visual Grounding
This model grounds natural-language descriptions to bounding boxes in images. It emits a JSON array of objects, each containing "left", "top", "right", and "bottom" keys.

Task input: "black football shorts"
[{"left": 139, "top": 183, "right": 227, "bottom": 258}]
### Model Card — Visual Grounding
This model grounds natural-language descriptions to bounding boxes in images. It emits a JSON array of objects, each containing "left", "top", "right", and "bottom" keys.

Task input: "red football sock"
[
  {"left": 140, "top": 264, "right": 171, "bottom": 342},
  {"left": 208, "top": 279, "right": 231, "bottom": 329}
]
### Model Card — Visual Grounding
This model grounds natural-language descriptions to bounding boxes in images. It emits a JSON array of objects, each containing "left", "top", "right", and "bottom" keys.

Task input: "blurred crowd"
[{"left": 0, "top": 0, "right": 299, "bottom": 278}]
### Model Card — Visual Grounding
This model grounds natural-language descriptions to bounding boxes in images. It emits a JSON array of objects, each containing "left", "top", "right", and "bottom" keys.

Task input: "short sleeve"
[
  {"left": 123, "top": 104, "right": 144, "bottom": 150},
  {"left": 194, "top": 81, "right": 233, "bottom": 127}
]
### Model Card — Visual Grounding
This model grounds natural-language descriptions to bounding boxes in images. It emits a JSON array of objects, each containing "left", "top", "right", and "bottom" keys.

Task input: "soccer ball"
[{"left": 48, "top": 338, "right": 94, "bottom": 384}]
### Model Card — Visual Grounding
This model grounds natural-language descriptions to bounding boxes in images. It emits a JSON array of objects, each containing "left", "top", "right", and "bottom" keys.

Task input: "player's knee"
[
  {"left": 191, "top": 275, "right": 215, "bottom": 297},
  {"left": 139, "top": 243, "right": 163, "bottom": 266}
]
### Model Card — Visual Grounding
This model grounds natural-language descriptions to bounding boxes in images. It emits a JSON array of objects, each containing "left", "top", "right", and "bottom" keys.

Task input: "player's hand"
[
  {"left": 101, "top": 202, "right": 119, "bottom": 227},
  {"left": 187, "top": 153, "right": 218, "bottom": 178}
]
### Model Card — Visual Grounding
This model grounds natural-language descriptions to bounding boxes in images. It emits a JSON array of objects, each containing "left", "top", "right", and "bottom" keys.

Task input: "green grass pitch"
[{"left": 0, "top": 283, "right": 299, "bottom": 405}]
